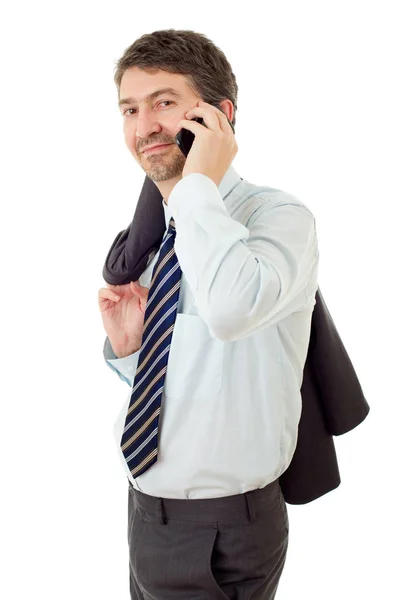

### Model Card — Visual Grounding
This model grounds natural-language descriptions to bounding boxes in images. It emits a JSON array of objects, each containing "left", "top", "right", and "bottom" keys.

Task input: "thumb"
[
  {"left": 131, "top": 281, "right": 149, "bottom": 312},
  {"left": 130, "top": 281, "right": 145, "bottom": 296}
]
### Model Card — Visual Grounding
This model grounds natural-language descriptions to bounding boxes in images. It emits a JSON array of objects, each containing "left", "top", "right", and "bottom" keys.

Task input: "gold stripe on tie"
[
  {"left": 126, "top": 367, "right": 167, "bottom": 416},
  {"left": 121, "top": 407, "right": 161, "bottom": 452},
  {"left": 131, "top": 448, "right": 158, "bottom": 477},
  {"left": 134, "top": 325, "right": 175, "bottom": 378},
  {"left": 144, "top": 281, "right": 181, "bottom": 327},
  {"left": 148, "top": 247, "right": 176, "bottom": 287}
]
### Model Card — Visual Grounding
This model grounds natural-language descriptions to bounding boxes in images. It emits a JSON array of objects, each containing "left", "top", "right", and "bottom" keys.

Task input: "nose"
[{"left": 136, "top": 108, "right": 162, "bottom": 142}]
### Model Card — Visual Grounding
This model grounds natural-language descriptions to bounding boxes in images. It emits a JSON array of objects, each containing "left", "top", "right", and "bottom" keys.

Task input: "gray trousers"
[{"left": 127, "top": 477, "right": 289, "bottom": 599}]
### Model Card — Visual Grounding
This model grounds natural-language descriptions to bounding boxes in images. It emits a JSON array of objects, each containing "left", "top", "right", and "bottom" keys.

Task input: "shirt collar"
[{"left": 162, "top": 164, "right": 242, "bottom": 223}]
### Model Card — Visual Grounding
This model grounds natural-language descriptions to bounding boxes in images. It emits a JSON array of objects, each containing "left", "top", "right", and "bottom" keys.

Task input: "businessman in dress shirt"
[{"left": 98, "top": 29, "right": 319, "bottom": 600}]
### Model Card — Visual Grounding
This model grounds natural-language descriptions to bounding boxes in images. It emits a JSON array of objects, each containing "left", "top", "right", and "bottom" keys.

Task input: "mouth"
[{"left": 142, "top": 143, "right": 173, "bottom": 154}]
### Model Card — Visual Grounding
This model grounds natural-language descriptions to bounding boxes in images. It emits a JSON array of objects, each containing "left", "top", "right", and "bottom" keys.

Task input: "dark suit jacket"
[{"left": 102, "top": 174, "right": 370, "bottom": 505}]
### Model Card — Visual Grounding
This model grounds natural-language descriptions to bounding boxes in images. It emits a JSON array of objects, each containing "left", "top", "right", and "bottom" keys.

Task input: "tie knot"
[{"left": 169, "top": 217, "right": 176, "bottom": 232}]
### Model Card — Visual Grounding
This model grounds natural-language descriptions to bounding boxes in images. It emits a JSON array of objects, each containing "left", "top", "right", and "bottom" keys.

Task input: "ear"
[{"left": 218, "top": 99, "right": 234, "bottom": 124}]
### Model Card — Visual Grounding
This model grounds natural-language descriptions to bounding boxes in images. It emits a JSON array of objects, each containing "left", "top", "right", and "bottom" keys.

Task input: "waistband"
[{"left": 128, "top": 478, "right": 282, "bottom": 525}]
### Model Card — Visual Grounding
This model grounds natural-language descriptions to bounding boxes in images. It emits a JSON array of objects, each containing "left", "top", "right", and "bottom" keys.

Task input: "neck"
[{"left": 154, "top": 175, "right": 183, "bottom": 205}]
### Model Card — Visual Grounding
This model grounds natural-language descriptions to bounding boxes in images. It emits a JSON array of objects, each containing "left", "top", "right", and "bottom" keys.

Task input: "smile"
[{"left": 142, "top": 144, "right": 173, "bottom": 154}]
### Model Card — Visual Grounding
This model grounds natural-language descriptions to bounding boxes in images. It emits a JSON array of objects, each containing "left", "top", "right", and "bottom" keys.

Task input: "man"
[{"left": 98, "top": 29, "right": 319, "bottom": 599}]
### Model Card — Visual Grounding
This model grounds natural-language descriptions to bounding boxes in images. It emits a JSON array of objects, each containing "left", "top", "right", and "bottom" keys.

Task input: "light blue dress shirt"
[{"left": 104, "top": 163, "right": 319, "bottom": 499}]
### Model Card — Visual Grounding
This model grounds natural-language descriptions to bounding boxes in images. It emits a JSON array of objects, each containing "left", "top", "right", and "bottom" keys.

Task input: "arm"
[{"left": 168, "top": 173, "right": 319, "bottom": 341}]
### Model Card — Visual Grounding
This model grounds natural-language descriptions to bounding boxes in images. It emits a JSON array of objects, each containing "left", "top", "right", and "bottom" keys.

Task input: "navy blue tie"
[{"left": 120, "top": 217, "right": 182, "bottom": 478}]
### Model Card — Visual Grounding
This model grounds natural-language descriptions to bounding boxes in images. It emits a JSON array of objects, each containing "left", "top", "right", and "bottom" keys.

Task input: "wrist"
[
  {"left": 111, "top": 340, "right": 141, "bottom": 359},
  {"left": 115, "top": 347, "right": 141, "bottom": 358}
]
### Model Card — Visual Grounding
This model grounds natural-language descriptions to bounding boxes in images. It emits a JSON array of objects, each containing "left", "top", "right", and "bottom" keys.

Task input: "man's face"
[{"left": 119, "top": 67, "right": 201, "bottom": 182}]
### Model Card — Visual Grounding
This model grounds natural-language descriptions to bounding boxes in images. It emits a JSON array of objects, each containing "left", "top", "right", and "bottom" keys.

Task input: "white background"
[{"left": 1, "top": 1, "right": 399, "bottom": 598}]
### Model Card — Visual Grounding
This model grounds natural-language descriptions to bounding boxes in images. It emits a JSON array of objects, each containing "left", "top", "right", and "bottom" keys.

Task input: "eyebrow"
[{"left": 118, "top": 87, "right": 183, "bottom": 107}]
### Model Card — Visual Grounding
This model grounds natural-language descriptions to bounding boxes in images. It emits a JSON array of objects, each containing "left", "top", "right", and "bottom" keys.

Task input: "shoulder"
[{"left": 232, "top": 178, "right": 316, "bottom": 226}]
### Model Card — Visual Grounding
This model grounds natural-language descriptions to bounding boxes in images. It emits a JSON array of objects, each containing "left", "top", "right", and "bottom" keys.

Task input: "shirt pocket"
[{"left": 163, "top": 313, "right": 224, "bottom": 401}]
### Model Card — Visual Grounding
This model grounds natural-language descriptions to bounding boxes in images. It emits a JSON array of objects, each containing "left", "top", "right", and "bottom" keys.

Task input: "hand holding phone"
[{"left": 175, "top": 114, "right": 235, "bottom": 157}]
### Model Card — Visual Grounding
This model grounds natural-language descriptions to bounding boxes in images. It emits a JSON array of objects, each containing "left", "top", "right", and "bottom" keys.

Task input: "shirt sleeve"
[
  {"left": 103, "top": 336, "right": 140, "bottom": 387},
  {"left": 168, "top": 173, "right": 319, "bottom": 342}
]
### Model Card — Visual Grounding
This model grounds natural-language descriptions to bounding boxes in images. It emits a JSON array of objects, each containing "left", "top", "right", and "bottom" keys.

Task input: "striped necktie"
[{"left": 120, "top": 217, "right": 182, "bottom": 478}]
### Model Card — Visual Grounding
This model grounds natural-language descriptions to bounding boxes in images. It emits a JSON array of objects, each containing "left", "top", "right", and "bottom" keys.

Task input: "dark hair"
[{"left": 114, "top": 29, "right": 238, "bottom": 126}]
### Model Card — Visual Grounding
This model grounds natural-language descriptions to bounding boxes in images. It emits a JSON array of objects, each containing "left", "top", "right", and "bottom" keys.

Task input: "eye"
[{"left": 122, "top": 100, "right": 174, "bottom": 116}]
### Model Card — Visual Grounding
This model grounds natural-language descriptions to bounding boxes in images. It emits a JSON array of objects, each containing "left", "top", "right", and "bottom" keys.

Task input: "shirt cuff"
[
  {"left": 168, "top": 173, "right": 232, "bottom": 223},
  {"left": 103, "top": 336, "right": 140, "bottom": 387}
]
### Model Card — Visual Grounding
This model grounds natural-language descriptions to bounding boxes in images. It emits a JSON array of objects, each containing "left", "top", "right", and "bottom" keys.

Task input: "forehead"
[{"left": 119, "top": 67, "right": 193, "bottom": 101}]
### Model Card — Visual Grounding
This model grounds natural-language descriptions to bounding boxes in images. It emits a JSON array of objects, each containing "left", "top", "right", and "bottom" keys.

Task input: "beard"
[{"left": 140, "top": 144, "right": 186, "bottom": 182}]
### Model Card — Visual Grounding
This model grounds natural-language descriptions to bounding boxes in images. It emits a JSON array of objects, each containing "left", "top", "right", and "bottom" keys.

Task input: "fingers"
[
  {"left": 98, "top": 282, "right": 147, "bottom": 308},
  {"left": 130, "top": 282, "right": 149, "bottom": 313},
  {"left": 185, "top": 101, "right": 233, "bottom": 133},
  {"left": 98, "top": 288, "right": 120, "bottom": 303}
]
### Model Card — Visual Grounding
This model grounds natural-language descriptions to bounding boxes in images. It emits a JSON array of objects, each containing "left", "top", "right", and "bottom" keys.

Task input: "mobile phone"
[
  {"left": 175, "top": 115, "right": 235, "bottom": 157},
  {"left": 175, "top": 117, "right": 204, "bottom": 157}
]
